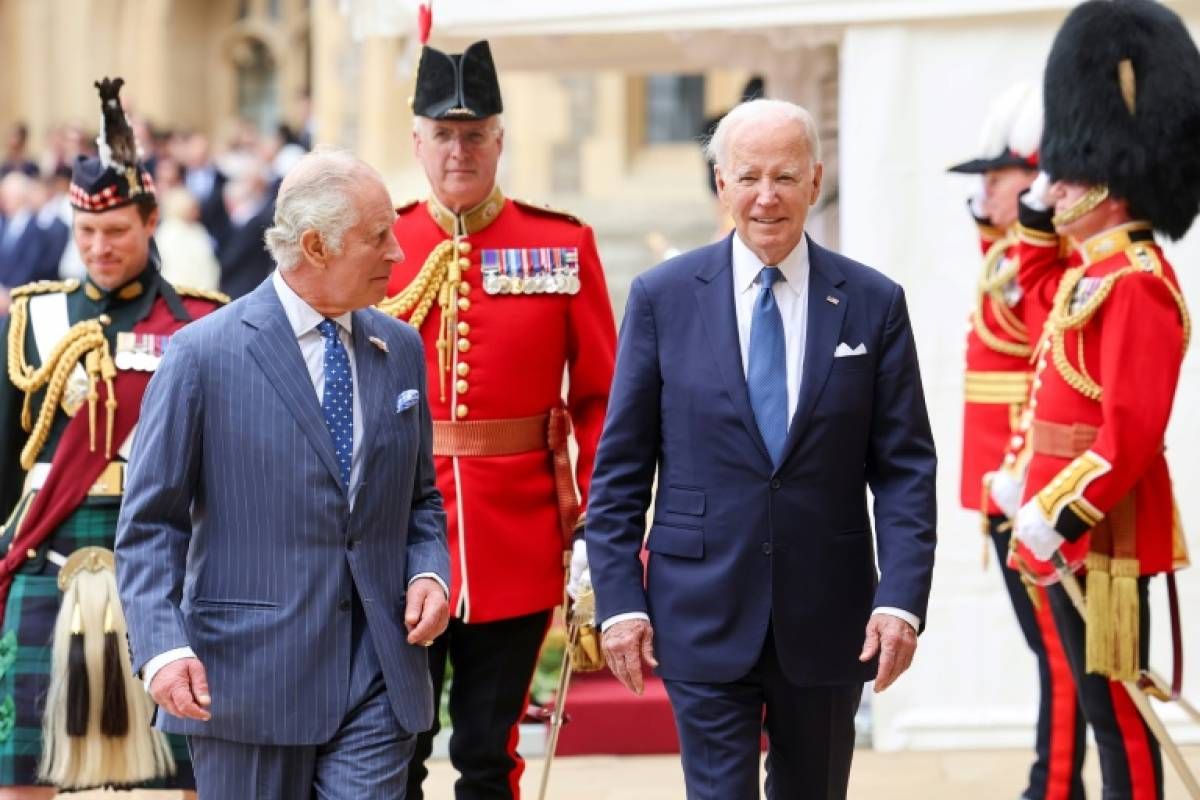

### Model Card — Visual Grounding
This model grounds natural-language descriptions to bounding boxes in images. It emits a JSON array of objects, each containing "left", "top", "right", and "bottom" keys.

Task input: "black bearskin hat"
[{"left": 1040, "top": 0, "right": 1200, "bottom": 239}]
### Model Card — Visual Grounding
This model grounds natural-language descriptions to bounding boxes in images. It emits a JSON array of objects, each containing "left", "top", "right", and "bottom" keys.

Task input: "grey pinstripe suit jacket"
[{"left": 115, "top": 278, "right": 449, "bottom": 744}]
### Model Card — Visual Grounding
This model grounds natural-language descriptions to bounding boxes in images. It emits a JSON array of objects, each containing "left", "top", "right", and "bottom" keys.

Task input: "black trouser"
[
  {"left": 406, "top": 609, "right": 552, "bottom": 800},
  {"left": 1046, "top": 577, "right": 1163, "bottom": 800},
  {"left": 990, "top": 519, "right": 1086, "bottom": 800}
]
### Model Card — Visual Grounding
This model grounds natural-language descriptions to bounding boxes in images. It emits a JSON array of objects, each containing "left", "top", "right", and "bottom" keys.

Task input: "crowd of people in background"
[{"left": 0, "top": 113, "right": 312, "bottom": 310}]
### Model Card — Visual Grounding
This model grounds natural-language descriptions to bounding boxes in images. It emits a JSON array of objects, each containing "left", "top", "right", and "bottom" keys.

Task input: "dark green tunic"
[{"left": 0, "top": 264, "right": 195, "bottom": 788}]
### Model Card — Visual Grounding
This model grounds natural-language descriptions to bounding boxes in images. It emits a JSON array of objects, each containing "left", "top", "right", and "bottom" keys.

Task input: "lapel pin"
[
  {"left": 368, "top": 336, "right": 389, "bottom": 353},
  {"left": 826, "top": 296, "right": 840, "bottom": 306}
]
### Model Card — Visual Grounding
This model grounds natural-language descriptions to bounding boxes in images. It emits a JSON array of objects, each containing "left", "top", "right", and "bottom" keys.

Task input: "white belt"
[{"left": 25, "top": 463, "right": 53, "bottom": 491}]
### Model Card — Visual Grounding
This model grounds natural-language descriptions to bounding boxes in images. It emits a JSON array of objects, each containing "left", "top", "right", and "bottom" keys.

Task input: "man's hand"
[
  {"left": 405, "top": 577, "right": 450, "bottom": 646},
  {"left": 149, "top": 657, "right": 212, "bottom": 721},
  {"left": 859, "top": 613, "right": 917, "bottom": 693},
  {"left": 601, "top": 619, "right": 658, "bottom": 695},
  {"left": 566, "top": 539, "right": 589, "bottom": 601}
]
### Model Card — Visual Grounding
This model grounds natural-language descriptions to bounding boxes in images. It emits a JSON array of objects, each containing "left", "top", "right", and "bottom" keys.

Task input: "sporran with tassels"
[{"left": 39, "top": 547, "right": 173, "bottom": 789}]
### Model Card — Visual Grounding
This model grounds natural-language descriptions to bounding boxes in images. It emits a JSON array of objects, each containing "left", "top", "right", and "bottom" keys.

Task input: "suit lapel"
[
  {"left": 780, "top": 239, "right": 847, "bottom": 465},
  {"left": 693, "top": 235, "right": 772, "bottom": 466},
  {"left": 242, "top": 281, "right": 345, "bottom": 490}
]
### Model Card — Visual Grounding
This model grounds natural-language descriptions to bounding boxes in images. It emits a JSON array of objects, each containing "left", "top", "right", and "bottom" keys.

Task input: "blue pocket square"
[{"left": 396, "top": 389, "right": 420, "bottom": 413}]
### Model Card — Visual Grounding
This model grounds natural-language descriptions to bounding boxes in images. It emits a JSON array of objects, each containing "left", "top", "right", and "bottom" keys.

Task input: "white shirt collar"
[
  {"left": 271, "top": 269, "right": 353, "bottom": 339},
  {"left": 731, "top": 232, "right": 809, "bottom": 296}
]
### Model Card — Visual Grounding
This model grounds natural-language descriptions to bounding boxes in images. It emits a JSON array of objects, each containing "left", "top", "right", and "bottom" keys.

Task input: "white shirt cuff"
[
  {"left": 409, "top": 572, "right": 449, "bottom": 598},
  {"left": 600, "top": 611, "right": 650, "bottom": 633},
  {"left": 143, "top": 646, "right": 197, "bottom": 691},
  {"left": 873, "top": 607, "right": 920, "bottom": 632}
]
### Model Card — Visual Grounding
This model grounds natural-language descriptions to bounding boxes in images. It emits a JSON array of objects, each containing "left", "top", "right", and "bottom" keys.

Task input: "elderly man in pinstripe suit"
[{"left": 115, "top": 149, "right": 450, "bottom": 799}]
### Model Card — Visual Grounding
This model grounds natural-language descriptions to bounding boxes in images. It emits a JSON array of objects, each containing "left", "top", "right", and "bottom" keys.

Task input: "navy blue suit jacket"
[
  {"left": 586, "top": 235, "right": 937, "bottom": 686},
  {"left": 116, "top": 279, "right": 449, "bottom": 742}
]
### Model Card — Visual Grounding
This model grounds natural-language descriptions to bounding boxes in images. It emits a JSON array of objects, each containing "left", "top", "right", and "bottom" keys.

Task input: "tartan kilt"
[{"left": 0, "top": 497, "right": 194, "bottom": 788}]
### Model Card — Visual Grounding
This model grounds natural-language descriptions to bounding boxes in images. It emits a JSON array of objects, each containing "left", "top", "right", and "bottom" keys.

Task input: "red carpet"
[{"left": 554, "top": 671, "right": 680, "bottom": 755}]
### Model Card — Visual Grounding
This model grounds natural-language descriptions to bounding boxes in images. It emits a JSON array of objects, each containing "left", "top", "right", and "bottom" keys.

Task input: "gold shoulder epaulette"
[
  {"left": 396, "top": 199, "right": 420, "bottom": 215},
  {"left": 512, "top": 198, "right": 585, "bottom": 226},
  {"left": 1126, "top": 243, "right": 1163, "bottom": 276},
  {"left": 10, "top": 278, "right": 80, "bottom": 298},
  {"left": 173, "top": 285, "right": 230, "bottom": 305}
]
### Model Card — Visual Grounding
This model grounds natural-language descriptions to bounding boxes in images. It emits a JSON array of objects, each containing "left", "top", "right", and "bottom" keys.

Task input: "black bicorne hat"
[
  {"left": 412, "top": 41, "right": 503, "bottom": 120},
  {"left": 1040, "top": 0, "right": 1200, "bottom": 239},
  {"left": 69, "top": 77, "right": 155, "bottom": 213}
]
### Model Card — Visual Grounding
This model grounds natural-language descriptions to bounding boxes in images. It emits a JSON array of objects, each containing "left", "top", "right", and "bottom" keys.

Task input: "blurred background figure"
[
  {"left": 182, "top": 132, "right": 231, "bottom": 251},
  {"left": 155, "top": 187, "right": 221, "bottom": 291},
  {"left": 0, "top": 172, "right": 58, "bottom": 298},
  {"left": 216, "top": 162, "right": 276, "bottom": 298},
  {"left": 0, "top": 124, "right": 39, "bottom": 179}
]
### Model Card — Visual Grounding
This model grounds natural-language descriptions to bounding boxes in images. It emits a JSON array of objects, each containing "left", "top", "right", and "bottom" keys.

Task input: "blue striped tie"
[
  {"left": 747, "top": 267, "right": 787, "bottom": 465},
  {"left": 318, "top": 319, "right": 354, "bottom": 487}
]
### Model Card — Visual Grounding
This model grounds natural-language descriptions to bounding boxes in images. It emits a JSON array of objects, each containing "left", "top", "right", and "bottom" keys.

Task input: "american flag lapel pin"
[
  {"left": 368, "top": 335, "right": 389, "bottom": 353},
  {"left": 826, "top": 295, "right": 840, "bottom": 306}
]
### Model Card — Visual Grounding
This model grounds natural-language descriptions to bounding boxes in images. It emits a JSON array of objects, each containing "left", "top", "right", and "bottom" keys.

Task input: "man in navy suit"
[
  {"left": 586, "top": 99, "right": 937, "bottom": 799},
  {"left": 115, "top": 149, "right": 451, "bottom": 799}
]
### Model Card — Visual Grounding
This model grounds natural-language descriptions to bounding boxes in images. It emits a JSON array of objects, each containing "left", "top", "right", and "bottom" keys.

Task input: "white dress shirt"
[
  {"left": 144, "top": 270, "right": 444, "bottom": 688},
  {"left": 731, "top": 231, "right": 809, "bottom": 423},
  {"left": 600, "top": 233, "right": 920, "bottom": 635}
]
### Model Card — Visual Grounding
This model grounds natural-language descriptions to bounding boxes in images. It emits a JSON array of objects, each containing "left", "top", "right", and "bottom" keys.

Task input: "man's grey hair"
[
  {"left": 704, "top": 98, "right": 823, "bottom": 170},
  {"left": 263, "top": 148, "right": 376, "bottom": 270}
]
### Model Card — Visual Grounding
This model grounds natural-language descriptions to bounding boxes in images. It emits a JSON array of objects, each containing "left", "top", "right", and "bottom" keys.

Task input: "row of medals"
[
  {"left": 479, "top": 248, "right": 582, "bottom": 296},
  {"left": 483, "top": 271, "right": 582, "bottom": 296}
]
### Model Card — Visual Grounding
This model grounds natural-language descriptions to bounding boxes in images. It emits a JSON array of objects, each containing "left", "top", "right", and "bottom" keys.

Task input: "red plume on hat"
[{"left": 418, "top": 2, "right": 432, "bottom": 45}]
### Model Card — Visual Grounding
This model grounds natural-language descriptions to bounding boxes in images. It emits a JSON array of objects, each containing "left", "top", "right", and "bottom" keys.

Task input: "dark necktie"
[{"left": 318, "top": 319, "right": 353, "bottom": 486}]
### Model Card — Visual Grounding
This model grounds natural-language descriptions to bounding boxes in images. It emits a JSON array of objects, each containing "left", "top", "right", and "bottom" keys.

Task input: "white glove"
[
  {"left": 566, "top": 538, "right": 590, "bottom": 601},
  {"left": 1015, "top": 501, "right": 1065, "bottom": 561},
  {"left": 988, "top": 469, "right": 1023, "bottom": 520},
  {"left": 1022, "top": 171, "right": 1052, "bottom": 212}
]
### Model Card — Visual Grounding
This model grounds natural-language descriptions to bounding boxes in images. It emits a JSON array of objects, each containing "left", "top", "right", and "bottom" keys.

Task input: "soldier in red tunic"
[
  {"left": 1012, "top": 2, "right": 1200, "bottom": 797},
  {"left": 382, "top": 41, "right": 617, "bottom": 799},
  {"left": 949, "top": 83, "right": 1086, "bottom": 800}
]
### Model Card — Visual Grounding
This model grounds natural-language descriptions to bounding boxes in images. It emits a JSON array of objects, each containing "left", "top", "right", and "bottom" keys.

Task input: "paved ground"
[{"left": 68, "top": 745, "right": 1200, "bottom": 798}]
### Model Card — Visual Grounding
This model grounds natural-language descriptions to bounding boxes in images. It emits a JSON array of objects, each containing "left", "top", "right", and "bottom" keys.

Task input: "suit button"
[
  {"left": 457, "top": 297, "right": 471, "bottom": 312},
  {"left": 762, "top": 542, "right": 773, "bottom": 555},
  {"left": 456, "top": 404, "right": 469, "bottom": 419},
  {"left": 457, "top": 362, "right": 470, "bottom": 377},
  {"left": 338, "top": 599, "right": 351, "bottom": 611},
  {"left": 457, "top": 337, "right": 471, "bottom": 353},
  {"left": 770, "top": 479, "right": 781, "bottom": 490}
]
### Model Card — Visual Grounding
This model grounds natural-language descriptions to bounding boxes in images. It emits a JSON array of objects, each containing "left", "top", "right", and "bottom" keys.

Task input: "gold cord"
[
  {"left": 972, "top": 236, "right": 1032, "bottom": 358},
  {"left": 375, "top": 238, "right": 462, "bottom": 401},
  {"left": 7, "top": 296, "right": 117, "bottom": 468}
]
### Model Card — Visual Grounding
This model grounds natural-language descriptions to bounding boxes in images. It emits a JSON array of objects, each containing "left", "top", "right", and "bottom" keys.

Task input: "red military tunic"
[
  {"left": 1018, "top": 222, "right": 1190, "bottom": 582},
  {"left": 961, "top": 221, "right": 1034, "bottom": 514},
  {"left": 385, "top": 186, "right": 617, "bottom": 623}
]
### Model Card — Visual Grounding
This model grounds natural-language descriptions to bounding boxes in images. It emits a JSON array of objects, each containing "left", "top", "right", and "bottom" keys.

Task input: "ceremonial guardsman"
[
  {"left": 1011, "top": 2, "right": 1200, "bottom": 797},
  {"left": 382, "top": 42, "right": 616, "bottom": 798},
  {"left": 0, "top": 78, "right": 224, "bottom": 796},
  {"left": 949, "top": 83, "right": 1086, "bottom": 800}
]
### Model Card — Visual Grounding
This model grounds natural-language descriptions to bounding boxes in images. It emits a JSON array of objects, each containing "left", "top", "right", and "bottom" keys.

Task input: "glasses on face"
[{"left": 426, "top": 127, "right": 496, "bottom": 150}]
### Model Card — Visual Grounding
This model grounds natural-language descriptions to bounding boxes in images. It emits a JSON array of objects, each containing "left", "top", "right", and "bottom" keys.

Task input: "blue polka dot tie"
[
  {"left": 318, "top": 319, "right": 353, "bottom": 487},
  {"left": 747, "top": 266, "right": 787, "bottom": 466}
]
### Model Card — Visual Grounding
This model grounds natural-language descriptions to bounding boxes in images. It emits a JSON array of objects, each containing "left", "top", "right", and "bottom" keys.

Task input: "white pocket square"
[
  {"left": 395, "top": 389, "right": 420, "bottom": 413},
  {"left": 834, "top": 342, "right": 867, "bottom": 358}
]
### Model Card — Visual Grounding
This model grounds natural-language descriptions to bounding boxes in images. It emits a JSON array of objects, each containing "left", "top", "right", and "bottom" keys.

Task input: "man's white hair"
[
  {"left": 705, "top": 98, "right": 823, "bottom": 170},
  {"left": 263, "top": 148, "right": 375, "bottom": 270}
]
